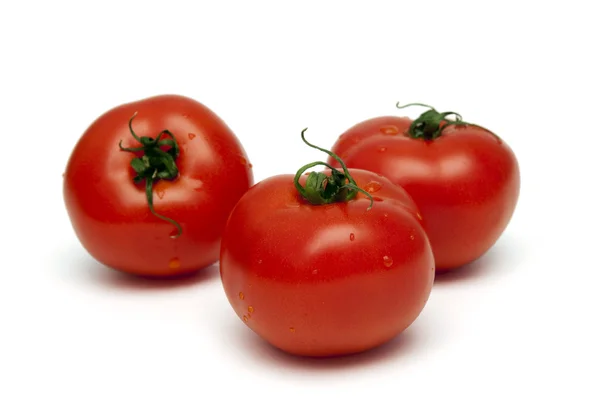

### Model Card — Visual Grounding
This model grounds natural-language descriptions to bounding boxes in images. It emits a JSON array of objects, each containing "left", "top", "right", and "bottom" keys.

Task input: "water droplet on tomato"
[
  {"left": 239, "top": 156, "right": 248, "bottom": 166},
  {"left": 364, "top": 181, "right": 382, "bottom": 193},
  {"left": 248, "top": 163, "right": 253, "bottom": 169},
  {"left": 239, "top": 292, "right": 245, "bottom": 300},
  {"left": 182, "top": 113, "right": 190, "bottom": 118},
  {"left": 383, "top": 255, "right": 393, "bottom": 268},
  {"left": 286, "top": 202, "right": 300, "bottom": 208},
  {"left": 257, "top": 259, "right": 263, "bottom": 264},
  {"left": 372, "top": 197, "right": 383, "bottom": 202},
  {"left": 168, "top": 258, "right": 181, "bottom": 269},
  {"left": 289, "top": 327, "right": 296, "bottom": 332},
  {"left": 349, "top": 233, "right": 355, "bottom": 241},
  {"left": 156, "top": 188, "right": 165, "bottom": 199},
  {"left": 410, "top": 233, "right": 415, "bottom": 240},
  {"left": 169, "top": 229, "right": 180, "bottom": 238},
  {"left": 378, "top": 147, "right": 387, "bottom": 152},
  {"left": 248, "top": 306, "right": 254, "bottom": 313},
  {"left": 312, "top": 269, "right": 318, "bottom": 275},
  {"left": 380, "top": 125, "right": 399, "bottom": 135},
  {"left": 188, "top": 133, "right": 196, "bottom": 140},
  {"left": 416, "top": 212, "right": 423, "bottom": 221},
  {"left": 242, "top": 315, "right": 248, "bottom": 322}
]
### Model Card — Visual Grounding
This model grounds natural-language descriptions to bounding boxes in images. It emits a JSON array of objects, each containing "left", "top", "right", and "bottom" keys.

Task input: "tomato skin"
[
  {"left": 63, "top": 94, "right": 253, "bottom": 277},
  {"left": 220, "top": 169, "right": 434, "bottom": 357},
  {"left": 328, "top": 116, "right": 520, "bottom": 272}
]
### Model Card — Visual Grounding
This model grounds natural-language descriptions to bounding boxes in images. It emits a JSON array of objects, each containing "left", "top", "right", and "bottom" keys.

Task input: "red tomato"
[
  {"left": 63, "top": 94, "right": 253, "bottom": 277},
  {"left": 328, "top": 104, "right": 520, "bottom": 272},
  {"left": 220, "top": 130, "right": 434, "bottom": 357}
]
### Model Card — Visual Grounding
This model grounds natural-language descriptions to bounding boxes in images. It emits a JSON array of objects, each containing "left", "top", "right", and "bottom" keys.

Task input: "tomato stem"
[
  {"left": 119, "top": 113, "right": 183, "bottom": 238},
  {"left": 293, "top": 128, "right": 374, "bottom": 210},
  {"left": 396, "top": 102, "right": 500, "bottom": 141}
]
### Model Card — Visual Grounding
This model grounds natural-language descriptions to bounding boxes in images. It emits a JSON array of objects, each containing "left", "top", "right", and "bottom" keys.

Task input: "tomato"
[
  {"left": 220, "top": 130, "right": 434, "bottom": 357},
  {"left": 328, "top": 103, "right": 520, "bottom": 272},
  {"left": 63, "top": 94, "right": 253, "bottom": 277}
]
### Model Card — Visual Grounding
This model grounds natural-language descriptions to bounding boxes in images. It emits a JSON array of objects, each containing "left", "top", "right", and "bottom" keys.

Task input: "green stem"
[
  {"left": 395, "top": 102, "right": 435, "bottom": 112},
  {"left": 145, "top": 177, "right": 182, "bottom": 237},
  {"left": 119, "top": 113, "right": 183, "bottom": 238},
  {"left": 293, "top": 128, "right": 374, "bottom": 210},
  {"left": 395, "top": 102, "right": 500, "bottom": 141}
]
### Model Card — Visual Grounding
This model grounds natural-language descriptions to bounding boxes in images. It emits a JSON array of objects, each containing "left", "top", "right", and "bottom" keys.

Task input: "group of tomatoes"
[{"left": 63, "top": 94, "right": 520, "bottom": 357}]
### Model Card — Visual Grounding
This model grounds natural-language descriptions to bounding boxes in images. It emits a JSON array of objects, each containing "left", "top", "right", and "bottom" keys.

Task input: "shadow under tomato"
[
  {"left": 93, "top": 263, "right": 220, "bottom": 290},
  {"left": 433, "top": 234, "right": 522, "bottom": 284},
  {"left": 58, "top": 245, "right": 220, "bottom": 291},
  {"left": 228, "top": 322, "right": 423, "bottom": 372},
  {"left": 433, "top": 255, "right": 496, "bottom": 283}
]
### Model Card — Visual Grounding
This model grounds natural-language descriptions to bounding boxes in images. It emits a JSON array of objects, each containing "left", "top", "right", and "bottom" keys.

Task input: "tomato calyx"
[
  {"left": 395, "top": 102, "right": 470, "bottom": 140},
  {"left": 119, "top": 112, "right": 183, "bottom": 238},
  {"left": 293, "top": 128, "right": 374, "bottom": 210},
  {"left": 396, "top": 102, "right": 500, "bottom": 142}
]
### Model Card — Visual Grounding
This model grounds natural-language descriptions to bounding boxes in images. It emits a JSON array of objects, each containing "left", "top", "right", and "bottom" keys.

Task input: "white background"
[{"left": 2, "top": 0, "right": 599, "bottom": 397}]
